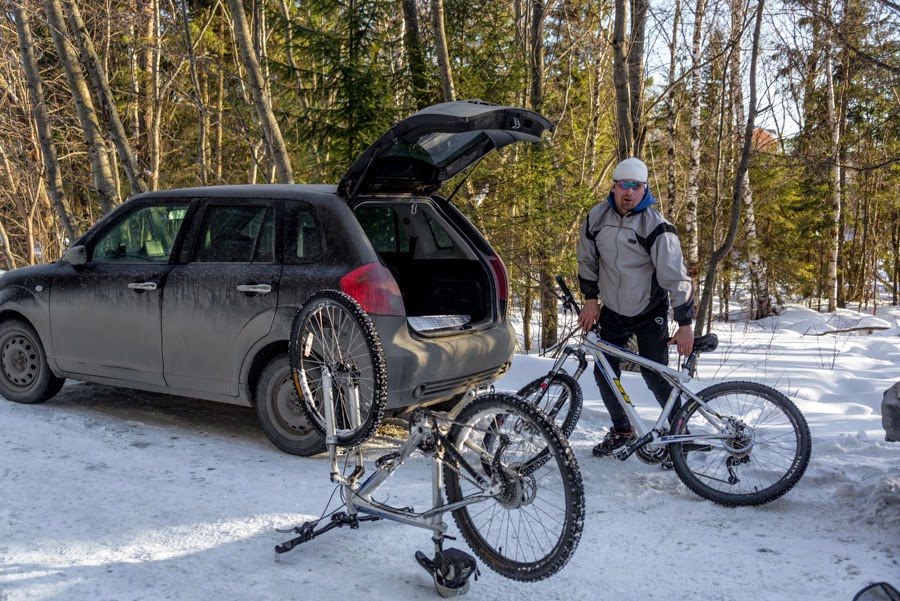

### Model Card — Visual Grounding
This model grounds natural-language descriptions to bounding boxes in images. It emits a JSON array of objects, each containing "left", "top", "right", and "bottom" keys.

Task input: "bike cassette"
[{"left": 415, "top": 548, "right": 480, "bottom": 597}]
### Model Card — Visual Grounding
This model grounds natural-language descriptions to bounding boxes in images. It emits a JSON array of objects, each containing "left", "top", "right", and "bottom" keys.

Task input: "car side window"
[
  {"left": 91, "top": 204, "right": 188, "bottom": 263},
  {"left": 283, "top": 202, "right": 321, "bottom": 262},
  {"left": 423, "top": 211, "right": 454, "bottom": 251},
  {"left": 193, "top": 205, "right": 275, "bottom": 263},
  {"left": 355, "top": 206, "right": 410, "bottom": 253}
]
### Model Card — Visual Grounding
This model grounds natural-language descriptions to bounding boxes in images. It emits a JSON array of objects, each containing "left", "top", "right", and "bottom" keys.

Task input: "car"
[{"left": 0, "top": 100, "right": 553, "bottom": 455}]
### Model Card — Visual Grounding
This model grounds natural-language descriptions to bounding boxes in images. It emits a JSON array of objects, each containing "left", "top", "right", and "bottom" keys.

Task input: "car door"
[
  {"left": 162, "top": 200, "right": 282, "bottom": 397},
  {"left": 50, "top": 201, "right": 191, "bottom": 384}
]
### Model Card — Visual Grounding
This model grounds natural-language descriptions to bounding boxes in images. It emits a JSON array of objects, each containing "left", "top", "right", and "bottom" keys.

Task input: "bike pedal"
[
  {"left": 612, "top": 447, "right": 629, "bottom": 460},
  {"left": 415, "top": 548, "right": 480, "bottom": 598}
]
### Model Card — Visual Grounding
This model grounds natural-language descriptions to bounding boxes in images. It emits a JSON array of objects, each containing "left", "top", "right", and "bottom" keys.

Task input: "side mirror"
[{"left": 62, "top": 245, "right": 87, "bottom": 266}]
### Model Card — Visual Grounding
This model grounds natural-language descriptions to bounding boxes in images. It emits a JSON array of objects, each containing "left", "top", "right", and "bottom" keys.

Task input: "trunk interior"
[{"left": 353, "top": 200, "right": 492, "bottom": 333}]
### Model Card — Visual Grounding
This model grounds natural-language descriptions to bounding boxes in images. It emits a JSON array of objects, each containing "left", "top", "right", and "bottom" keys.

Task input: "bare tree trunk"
[
  {"left": 730, "top": 0, "right": 771, "bottom": 318},
  {"left": 13, "top": 3, "right": 77, "bottom": 241},
  {"left": 696, "top": 0, "right": 764, "bottom": 333},
  {"left": 628, "top": 0, "right": 648, "bottom": 157},
  {"left": 612, "top": 0, "right": 632, "bottom": 160},
  {"left": 665, "top": 0, "right": 682, "bottom": 214},
  {"left": 178, "top": 0, "right": 209, "bottom": 184},
  {"left": 432, "top": 0, "right": 455, "bottom": 102},
  {"left": 134, "top": 0, "right": 155, "bottom": 187},
  {"left": 0, "top": 218, "right": 14, "bottom": 270},
  {"left": 823, "top": 0, "right": 841, "bottom": 312},
  {"left": 65, "top": 0, "right": 147, "bottom": 196},
  {"left": 215, "top": 63, "right": 224, "bottom": 183},
  {"left": 530, "top": 0, "right": 544, "bottom": 111},
  {"left": 522, "top": 286, "right": 533, "bottom": 352},
  {"left": 528, "top": 0, "right": 556, "bottom": 350},
  {"left": 43, "top": 0, "right": 119, "bottom": 213},
  {"left": 684, "top": 0, "right": 709, "bottom": 297},
  {"left": 402, "top": 0, "right": 428, "bottom": 108},
  {"left": 227, "top": 0, "right": 293, "bottom": 183}
]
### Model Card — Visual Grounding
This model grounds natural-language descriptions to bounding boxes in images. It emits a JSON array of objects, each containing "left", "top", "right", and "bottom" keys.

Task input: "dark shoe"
[{"left": 593, "top": 428, "right": 634, "bottom": 457}]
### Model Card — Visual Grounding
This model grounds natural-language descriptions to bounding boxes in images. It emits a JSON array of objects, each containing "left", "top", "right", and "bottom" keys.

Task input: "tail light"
[
  {"left": 486, "top": 251, "right": 509, "bottom": 305},
  {"left": 340, "top": 263, "right": 406, "bottom": 316}
]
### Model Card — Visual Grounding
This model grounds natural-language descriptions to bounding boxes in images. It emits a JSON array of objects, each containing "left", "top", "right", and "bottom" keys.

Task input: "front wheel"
[
  {"left": 669, "top": 381, "right": 811, "bottom": 507},
  {"left": 516, "top": 372, "right": 583, "bottom": 437},
  {"left": 443, "top": 393, "right": 585, "bottom": 582},
  {"left": 0, "top": 319, "right": 64, "bottom": 404},
  {"left": 289, "top": 290, "right": 388, "bottom": 448}
]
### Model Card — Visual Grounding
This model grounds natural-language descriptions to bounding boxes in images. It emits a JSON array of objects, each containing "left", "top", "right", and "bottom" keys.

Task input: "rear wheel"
[
  {"left": 289, "top": 290, "right": 387, "bottom": 448},
  {"left": 443, "top": 393, "right": 584, "bottom": 582},
  {"left": 516, "top": 372, "right": 582, "bottom": 437},
  {"left": 669, "top": 381, "right": 811, "bottom": 506},
  {"left": 255, "top": 355, "right": 326, "bottom": 456},
  {"left": 0, "top": 319, "right": 64, "bottom": 404}
]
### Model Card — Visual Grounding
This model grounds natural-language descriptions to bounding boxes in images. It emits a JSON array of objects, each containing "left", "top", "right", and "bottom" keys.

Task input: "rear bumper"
[{"left": 373, "top": 315, "right": 515, "bottom": 410}]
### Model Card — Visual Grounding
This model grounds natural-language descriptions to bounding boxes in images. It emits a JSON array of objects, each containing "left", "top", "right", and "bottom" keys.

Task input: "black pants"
[{"left": 592, "top": 303, "right": 676, "bottom": 433}]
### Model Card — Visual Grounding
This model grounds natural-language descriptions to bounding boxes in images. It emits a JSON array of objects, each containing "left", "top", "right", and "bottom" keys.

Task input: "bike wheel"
[
  {"left": 289, "top": 290, "right": 388, "bottom": 448},
  {"left": 443, "top": 393, "right": 584, "bottom": 582},
  {"left": 516, "top": 372, "right": 583, "bottom": 437},
  {"left": 669, "top": 381, "right": 811, "bottom": 507}
]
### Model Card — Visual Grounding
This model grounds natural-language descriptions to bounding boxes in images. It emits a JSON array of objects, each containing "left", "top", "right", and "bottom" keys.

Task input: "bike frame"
[
  {"left": 543, "top": 330, "right": 732, "bottom": 456},
  {"left": 320, "top": 370, "right": 497, "bottom": 538}
]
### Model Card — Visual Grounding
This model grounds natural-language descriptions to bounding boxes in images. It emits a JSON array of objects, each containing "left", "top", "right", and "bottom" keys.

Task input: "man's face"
[{"left": 612, "top": 180, "right": 646, "bottom": 216}]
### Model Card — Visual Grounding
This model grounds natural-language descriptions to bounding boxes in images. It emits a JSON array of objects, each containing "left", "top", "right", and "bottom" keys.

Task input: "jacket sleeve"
[
  {"left": 576, "top": 214, "right": 600, "bottom": 300},
  {"left": 648, "top": 224, "right": 695, "bottom": 326}
]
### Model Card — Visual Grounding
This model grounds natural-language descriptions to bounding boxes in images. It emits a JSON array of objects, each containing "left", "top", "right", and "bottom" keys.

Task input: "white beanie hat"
[{"left": 613, "top": 157, "right": 648, "bottom": 183}]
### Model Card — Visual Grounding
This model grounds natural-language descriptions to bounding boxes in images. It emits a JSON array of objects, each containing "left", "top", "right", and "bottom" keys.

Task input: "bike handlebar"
[{"left": 555, "top": 275, "right": 581, "bottom": 314}]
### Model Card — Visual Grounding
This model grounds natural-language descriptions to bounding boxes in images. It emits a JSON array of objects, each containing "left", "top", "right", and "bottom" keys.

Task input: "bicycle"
[
  {"left": 277, "top": 290, "right": 585, "bottom": 597},
  {"left": 517, "top": 276, "right": 812, "bottom": 507}
]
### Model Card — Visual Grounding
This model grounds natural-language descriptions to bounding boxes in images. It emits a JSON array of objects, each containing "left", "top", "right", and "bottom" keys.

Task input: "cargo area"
[{"left": 354, "top": 201, "right": 493, "bottom": 333}]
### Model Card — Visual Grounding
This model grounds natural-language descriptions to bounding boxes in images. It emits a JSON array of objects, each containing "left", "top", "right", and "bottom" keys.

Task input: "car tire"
[
  {"left": 0, "top": 319, "right": 65, "bottom": 404},
  {"left": 255, "top": 354, "right": 327, "bottom": 456}
]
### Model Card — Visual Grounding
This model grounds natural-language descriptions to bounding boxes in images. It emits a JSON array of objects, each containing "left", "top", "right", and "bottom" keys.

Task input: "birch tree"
[
  {"left": 730, "top": 0, "right": 771, "bottom": 318},
  {"left": 696, "top": 0, "right": 764, "bottom": 331},
  {"left": 12, "top": 1, "right": 77, "bottom": 241},
  {"left": 226, "top": 0, "right": 293, "bottom": 183},
  {"left": 64, "top": 0, "right": 147, "bottom": 196},
  {"left": 684, "top": 0, "right": 709, "bottom": 292},
  {"left": 432, "top": 0, "right": 455, "bottom": 102},
  {"left": 43, "top": 0, "right": 119, "bottom": 212}
]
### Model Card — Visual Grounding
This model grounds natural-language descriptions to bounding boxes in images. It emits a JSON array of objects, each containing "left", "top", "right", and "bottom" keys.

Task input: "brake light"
[
  {"left": 340, "top": 263, "right": 406, "bottom": 316},
  {"left": 487, "top": 252, "right": 509, "bottom": 301}
]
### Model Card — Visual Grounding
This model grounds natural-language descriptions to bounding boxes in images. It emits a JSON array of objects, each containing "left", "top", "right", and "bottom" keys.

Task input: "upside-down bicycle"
[
  {"left": 516, "top": 276, "right": 811, "bottom": 507},
  {"left": 276, "top": 290, "right": 585, "bottom": 597}
]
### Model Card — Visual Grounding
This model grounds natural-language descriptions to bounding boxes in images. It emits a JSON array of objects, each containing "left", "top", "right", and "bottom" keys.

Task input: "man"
[{"left": 576, "top": 157, "right": 695, "bottom": 457}]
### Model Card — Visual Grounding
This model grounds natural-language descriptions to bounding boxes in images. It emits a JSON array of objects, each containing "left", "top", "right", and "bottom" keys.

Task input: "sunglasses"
[{"left": 616, "top": 180, "right": 645, "bottom": 191}]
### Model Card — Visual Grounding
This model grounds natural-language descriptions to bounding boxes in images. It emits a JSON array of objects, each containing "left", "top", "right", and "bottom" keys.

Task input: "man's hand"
[
  {"left": 578, "top": 299, "right": 600, "bottom": 332},
  {"left": 668, "top": 324, "right": 694, "bottom": 356}
]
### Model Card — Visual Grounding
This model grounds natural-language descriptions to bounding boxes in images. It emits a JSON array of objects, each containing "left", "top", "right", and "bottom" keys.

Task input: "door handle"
[
  {"left": 127, "top": 282, "right": 158, "bottom": 291},
  {"left": 236, "top": 284, "right": 272, "bottom": 294}
]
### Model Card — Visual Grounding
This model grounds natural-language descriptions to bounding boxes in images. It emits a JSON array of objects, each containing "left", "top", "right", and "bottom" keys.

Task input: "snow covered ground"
[{"left": 1, "top": 306, "right": 898, "bottom": 601}]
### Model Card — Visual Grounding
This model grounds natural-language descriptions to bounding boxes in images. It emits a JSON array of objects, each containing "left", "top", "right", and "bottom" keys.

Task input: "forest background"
[{"left": 0, "top": 0, "right": 897, "bottom": 350}]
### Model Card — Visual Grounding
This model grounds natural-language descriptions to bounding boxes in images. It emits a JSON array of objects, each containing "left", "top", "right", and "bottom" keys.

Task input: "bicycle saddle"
[{"left": 692, "top": 333, "right": 719, "bottom": 354}]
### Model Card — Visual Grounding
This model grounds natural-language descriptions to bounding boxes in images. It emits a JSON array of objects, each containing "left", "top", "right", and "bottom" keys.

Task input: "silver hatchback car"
[{"left": 0, "top": 100, "right": 552, "bottom": 455}]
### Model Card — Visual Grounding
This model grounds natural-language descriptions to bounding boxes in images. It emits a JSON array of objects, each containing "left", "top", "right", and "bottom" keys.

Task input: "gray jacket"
[{"left": 577, "top": 197, "right": 695, "bottom": 325}]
